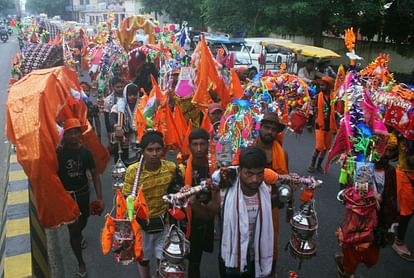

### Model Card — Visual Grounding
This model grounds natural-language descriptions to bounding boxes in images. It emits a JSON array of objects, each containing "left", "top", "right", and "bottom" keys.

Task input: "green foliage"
[
  {"left": 141, "top": 0, "right": 414, "bottom": 44},
  {"left": 141, "top": 0, "right": 203, "bottom": 27},
  {"left": 0, "top": 0, "right": 14, "bottom": 13},
  {"left": 25, "top": 0, "right": 67, "bottom": 17},
  {"left": 383, "top": 0, "right": 414, "bottom": 44}
]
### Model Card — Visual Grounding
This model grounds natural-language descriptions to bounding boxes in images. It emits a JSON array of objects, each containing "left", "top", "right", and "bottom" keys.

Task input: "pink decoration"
[{"left": 216, "top": 141, "right": 222, "bottom": 151}]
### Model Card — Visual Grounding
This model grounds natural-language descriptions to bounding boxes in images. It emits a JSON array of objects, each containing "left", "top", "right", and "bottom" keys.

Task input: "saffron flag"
[{"left": 230, "top": 68, "right": 244, "bottom": 99}]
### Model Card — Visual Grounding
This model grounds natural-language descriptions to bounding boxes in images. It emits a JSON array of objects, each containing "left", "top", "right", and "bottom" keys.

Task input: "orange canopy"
[{"left": 6, "top": 66, "right": 110, "bottom": 228}]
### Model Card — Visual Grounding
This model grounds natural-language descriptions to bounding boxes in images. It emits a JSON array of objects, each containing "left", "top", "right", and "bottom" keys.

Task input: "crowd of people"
[{"left": 6, "top": 17, "right": 414, "bottom": 278}]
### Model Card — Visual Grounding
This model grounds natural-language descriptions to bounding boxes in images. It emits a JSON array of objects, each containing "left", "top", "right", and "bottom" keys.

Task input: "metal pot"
[
  {"left": 112, "top": 158, "right": 127, "bottom": 190},
  {"left": 278, "top": 184, "right": 293, "bottom": 203},
  {"left": 289, "top": 233, "right": 317, "bottom": 258},
  {"left": 290, "top": 202, "right": 318, "bottom": 240},
  {"left": 163, "top": 225, "right": 190, "bottom": 263},
  {"left": 159, "top": 260, "right": 186, "bottom": 278}
]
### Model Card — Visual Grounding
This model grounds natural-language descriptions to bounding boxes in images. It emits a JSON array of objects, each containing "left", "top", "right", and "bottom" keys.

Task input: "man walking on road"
[
  {"left": 57, "top": 118, "right": 104, "bottom": 277},
  {"left": 219, "top": 147, "right": 274, "bottom": 277},
  {"left": 254, "top": 111, "right": 288, "bottom": 276},
  {"left": 308, "top": 76, "right": 336, "bottom": 173},
  {"left": 181, "top": 128, "right": 221, "bottom": 278},
  {"left": 122, "top": 131, "right": 183, "bottom": 278}
]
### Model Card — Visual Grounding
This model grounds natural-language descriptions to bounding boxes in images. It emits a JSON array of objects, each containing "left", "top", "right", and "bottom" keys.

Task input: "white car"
[{"left": 237, "top": 37, "right": 294, "bottom": 74}]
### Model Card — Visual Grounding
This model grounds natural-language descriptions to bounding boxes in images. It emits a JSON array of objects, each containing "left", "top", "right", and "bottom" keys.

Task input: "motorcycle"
[
  {"left": 0, "top": 26, "right": 8, "bottom": 42},
  {"left": 7, "top": 26, "right": 12, "bottom": 36},
  {"left": 0, "top": 32, "right": 8, "bottom": 43}
]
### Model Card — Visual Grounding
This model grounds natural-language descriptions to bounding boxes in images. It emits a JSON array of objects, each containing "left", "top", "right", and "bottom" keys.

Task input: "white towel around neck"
[{"left": 221, "top": 177, "right": 274, "bottom": 277}]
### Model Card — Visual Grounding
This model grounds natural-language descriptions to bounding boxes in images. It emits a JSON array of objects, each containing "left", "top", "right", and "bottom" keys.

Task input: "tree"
[
  {"left": 25, "top": 0, "right": 67, "bottom": 17},
  {"left": 202, "top": 0, "right": 274, "bottom": 35},
  {"left": 141, "top": 0, "right": 204, "bottom": 28},
  {"left": 142, "top": 0, "right": 414, "bottom": 46},
  {"left": 383, "top": 0, "right": 414, "bottom": 44},
  {"left": 0, "top": 0, "right": 14, "bottom": 14}
]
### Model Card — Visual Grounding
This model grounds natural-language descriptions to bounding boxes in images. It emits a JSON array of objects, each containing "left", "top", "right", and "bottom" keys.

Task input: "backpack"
[{"left": 341, "top": 187, "right": 378, "bottom": 245}]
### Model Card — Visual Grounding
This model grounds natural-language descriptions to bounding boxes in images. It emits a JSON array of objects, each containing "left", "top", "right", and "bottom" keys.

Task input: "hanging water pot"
[
  {"left": 290, "top": 202, "right": 318, "bottom": 240},
  {"left": 112, "top": 158, "right": 127, "bottom": 190},
  {"left": 163, "top": 225, "right": 190, "bottom": 263},
  {"left": 288, "top": 232, "right": 317, "bottom": 258},
  {"left": 159, "top": 260, "right": 186, "bottom": 278}
]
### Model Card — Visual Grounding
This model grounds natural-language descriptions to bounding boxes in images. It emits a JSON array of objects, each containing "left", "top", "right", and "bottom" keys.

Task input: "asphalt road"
[
  {"left": 0, "top": 35, "right": 18, "bottom": 137},
  {"left": 0, "top": 38, "right": 412, "bottom": 277}
]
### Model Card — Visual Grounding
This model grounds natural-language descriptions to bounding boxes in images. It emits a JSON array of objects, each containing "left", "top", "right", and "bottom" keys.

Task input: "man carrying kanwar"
[
  {"left": 122, "top": 131, "right": 183, "bottom": 278},
  {"left": 180, "top": 128, "right": 221, "bottom": 278},
  {"left": 254, "top": 111, "right": 288, "bottom": 276}
]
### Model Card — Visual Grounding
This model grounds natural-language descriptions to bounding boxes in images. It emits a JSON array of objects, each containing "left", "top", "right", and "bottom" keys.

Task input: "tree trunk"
[{"left": 313, "top": 15, "right": 324, "bottom": 47}]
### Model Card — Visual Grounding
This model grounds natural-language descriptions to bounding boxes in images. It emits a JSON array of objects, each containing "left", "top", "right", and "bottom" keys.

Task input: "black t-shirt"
[{"left": 58, "top": 146, "right": 95, "bottom": 191}]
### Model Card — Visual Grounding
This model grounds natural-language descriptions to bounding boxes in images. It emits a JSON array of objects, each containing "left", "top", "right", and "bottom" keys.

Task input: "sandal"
[
  {"left": 392, "top": 242, "right": 414, "bottom": 262},
  {"left": 76, "top": 271, "right": 87, "bottom": 277}
]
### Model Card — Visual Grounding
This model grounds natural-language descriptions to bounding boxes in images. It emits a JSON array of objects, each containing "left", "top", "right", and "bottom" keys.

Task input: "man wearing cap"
[
  {"left": 254, "top": 111, "right": 288, "bottom": 275},
  {"left": 308, "top": 76, "right": 337, "bottom": 173},
  {"left": 57, "top": 118, "right": 104, "bottom": 277},
  {"left": 208, "top": 102, "right": 224, "bottom": 133}
]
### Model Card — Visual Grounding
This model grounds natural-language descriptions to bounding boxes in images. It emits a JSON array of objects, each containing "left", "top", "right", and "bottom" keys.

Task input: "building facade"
[{"left": 66, "top": 0, "right": 170, "bottom": 27}]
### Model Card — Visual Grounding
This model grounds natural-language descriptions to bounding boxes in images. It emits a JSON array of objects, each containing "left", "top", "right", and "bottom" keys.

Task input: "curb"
[{"left": 0, "top": 141, "right": 10, "bottom": 278}]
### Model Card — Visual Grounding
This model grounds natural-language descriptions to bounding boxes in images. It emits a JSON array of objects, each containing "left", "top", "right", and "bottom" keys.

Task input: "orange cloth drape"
[
  {"left": 317, "top": 92, "right": 337, "bottom": 131},
  {"left": 271, "top": 141, "right": 288, "bottom": 175},
  {"left": 6, "top": 66, "right": 110, "bottom": 228},
  {"left": 251, "top": 138, "right": 288, "bottom": 175}
]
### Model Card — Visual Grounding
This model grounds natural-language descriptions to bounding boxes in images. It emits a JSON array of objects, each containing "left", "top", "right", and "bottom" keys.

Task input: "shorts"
[
  {"left": 342, "top": 244, "right": 379, "bottom": 274},
  {"left": 315, "top": 129, "right": 334, "bottom": 151},
  {"left": 141, "top": 226, "right": 168, "bottom": 261},
  {"left": 396, "top": 169, "right": 414, "bottom": 216}
]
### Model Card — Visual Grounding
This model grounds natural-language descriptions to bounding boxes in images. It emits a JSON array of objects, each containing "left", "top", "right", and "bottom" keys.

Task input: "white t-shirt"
[{"left": 244, "top": 193, "right": 259, "bottom": 261}]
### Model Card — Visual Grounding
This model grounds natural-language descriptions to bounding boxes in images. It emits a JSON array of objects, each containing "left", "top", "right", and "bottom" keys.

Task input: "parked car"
[
  {"left": 204, "top": 35, "right": 258, "bottom": 78},
  {"left": 236, "top": 38, "right": 293, "bottom": 74}
]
